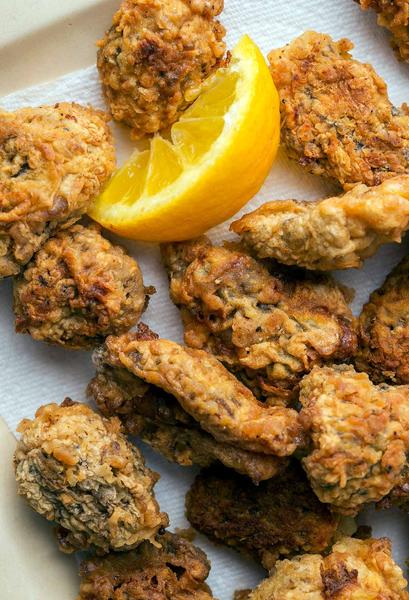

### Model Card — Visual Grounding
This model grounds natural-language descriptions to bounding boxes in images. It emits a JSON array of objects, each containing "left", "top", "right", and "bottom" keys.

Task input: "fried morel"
[
  {"left": 186, "top": 463, "right": 341, "bottom": 570},
  {"left": 78, "top": 531, "right": 215, "bottom": 600},
  {"left": 14, "top": 400, "right": 167, "bottom": 553},
  {"left": 162, "top": 237, "right": 357, "bottom": 402},
  {"left": 232, "top": 175, "right": 409, "bottom": 270},
  {"left": 268, "top": 32, "right": 409, "bottom": 188},
  {"left": 14, "top": 224, "right": 152, "bottom": 350},
  {"left": 97, "top": 0, "right": 226, "bottom": 138},
  {"left": 300, "top": 365, "right": 409, "bottom": 515},
  {"left": 248, "top": 537, "right": 409, "bottom": 599},
  {"left": 0, "top": 102, "right": 115, "bottom": 278}
]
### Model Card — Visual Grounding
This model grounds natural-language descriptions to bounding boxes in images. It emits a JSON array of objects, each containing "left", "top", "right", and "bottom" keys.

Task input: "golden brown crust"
[
  {"left": 88, "top": 361, "right": 286, "bottom": 482},
  {"left": 356, "top": 0, "right": 409, "bottom": 62},
  {"left": 14, "top": 401, "right": 167, "bottom": 553},
  {"left": 96, "top": 327, "right": 303, "bottom": 456},
  {"left": 161, "top": 237, "right": 357, "bottom": 402},
  {"left": 248, "top": 537, "right": 409, "bottom": 599},
  {"left": 185, "top": 463, "right": 340, "bottom": 570},
  {"left": 234, "top": 592, "right": 252, "bottom": 600},
  {"left": 78, "top": 531, "right": 214, "bottom": 600},
  {"left": 380, "top": 470, "right": 409, "bottom": 512},
  {"left": 356, "top": 255, "right": 409, "bottom": 383},
  {"left": 97, "top": 0, "right": 226, "bottom": 138},
  {"left": 268, "top": 31, "right": 409, "bottom": 188},
  {"left": 300, "top": 365, "right": 409, "bottom": 515},
  {"left": 231, "top": 176, "right": 409, "bottom": 270},
  {"left": 0, "top": 103, "right": 115, "bottom": 278},
  {"left": 13, "top": 223, "right": 151, "bottom": 350}
]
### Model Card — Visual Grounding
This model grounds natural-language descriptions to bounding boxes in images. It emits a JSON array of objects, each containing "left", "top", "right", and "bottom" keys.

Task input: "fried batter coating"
[
  {"left": 89, "top": 324, "right": 303, "bottom": 457},
  {"left": 300, "top": 365, "right": 409, "bottom": 515},
  {"left": 13, "top": 223, "right": 151, "bottom": 350},
  {"left": 185, "top": 463, "right": 340, "bottom": 570},
  {"left": 356, "top": 1, "right": 409, "bottom": 63},
  {"left": 88, "top": 358, "right": 285, "bottom": 482},
  {"left": 14, "top": 401, "right": 167, "bottom": 553},
  {"left": 78, "top": 531, "right": 214, "bottom": 600},
  {"left": 248, "top": 537, "right": 409, "bottom": 600},
  {"left": 0, "top": 102, "right": 115, "bottom": 278},
  {"left": 161, "top": 237, "right": 356, "bottom": 402},
  {"left": 356, "top": 255, "right": 409, "bottom": 383},
  {"left": 268, "top": 31, "right": 409, "bottom": 188},
  {"left": 97, "top": 0, "right": 226, "bottom": 138},
  {"left": 380, "top": 470, "right": 409, "bottom": 512},
  {"left": 232, "top": 175, "right": 409, "bottom": 270}
]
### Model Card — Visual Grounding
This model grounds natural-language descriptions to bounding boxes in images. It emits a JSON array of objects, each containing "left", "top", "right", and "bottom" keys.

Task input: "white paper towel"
[{"left": 1, "top": 1, "right": 409, "bottom": 597}]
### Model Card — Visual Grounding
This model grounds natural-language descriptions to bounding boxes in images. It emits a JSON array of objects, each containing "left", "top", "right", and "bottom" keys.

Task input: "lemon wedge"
[{"left": 90, "top": 35, "right": 280, "bottom": 241}]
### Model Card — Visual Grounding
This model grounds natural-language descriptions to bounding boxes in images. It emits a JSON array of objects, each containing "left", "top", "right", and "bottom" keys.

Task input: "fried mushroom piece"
[
  {"left": 300, "top": 365, "right": 409, "bottom": 515},
  {"left": 88, "top": 355, "right": 286, "bottom": 483},
  {"left": 185, "top": 463, "right": 341, "bottom": 570},
  {"left": 355, "top": 1, "right": 409, "bottom": 63},
  {"left": 248, "top": 537, "right": 409, "bottom": 600},
  {"left": 97, "top": 0, "right": 226, "bottom": 138},
  {"left": 268, "top": 31, "right": 409, "bottom": 188},
  {"left": 90, "top": 324, "right": 303, "bottom": 457},
  {"left": 13, "top": 223, "right": 152, "bottom": 350},
  {"left": 0, "top": 102, "right": 115, "bottom": 278},
  {"left": 161, "top": 237, "right": 357, "bottom": 403},
  {"left": 356, "top": 255, "right": 409, "bottom": 384},
  {"left": 14, "top": 401, "right": 167, "bottom": 553},
  {"left": 78, "top": 531, "right": 214, "bottom": 600},
  {"left": 231, "top": 175, "right": 409, "bottom": 270}
]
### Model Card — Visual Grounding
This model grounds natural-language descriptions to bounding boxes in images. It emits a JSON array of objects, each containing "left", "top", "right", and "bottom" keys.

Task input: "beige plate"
[
  {"left": 0, "top": 418, "right": 79, "bottom": 599},
  {"left": 0, "top": 0, "right": 118, "bottom": 96},
  {"left": 0, "top": 3, "right": 114, "bottom": 594}
]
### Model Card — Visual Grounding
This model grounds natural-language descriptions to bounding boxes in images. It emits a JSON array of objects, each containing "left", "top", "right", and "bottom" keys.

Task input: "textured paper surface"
[{"left": 1, "top": 1, "right": 409, "bottom": 597}]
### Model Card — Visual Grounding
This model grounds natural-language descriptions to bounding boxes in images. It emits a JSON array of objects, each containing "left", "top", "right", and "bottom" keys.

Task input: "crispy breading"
[
  {"left": 78, "top": 531, "right": 214, "bottom": 600},
  {"left": 248, "top": 537, "right": 409, "bottom": 600},
  {"left": 14, "top": 400, "right": 167, "bottom": 553},
  {"left": 268, "top": 31, "right": 409, "bottom": 188},
  {"left": 89, "top": 324, "right": 303, "bottom": 457},
  {"left": 231, "top": 175, "right": 409, "bottom": 270},
  {"left": 234, "top": 592, "right": 252, "bottom": 600},
  {"left": 13, "top": 223, "right": 152, "bottom": 350},
  {"left": 88, "top": 360, "right": 286, "bottom": 482},
  {"left": 185, "top": 463, "right": 340, "bottom": 570},
  {"left": 380, "top": 470, "right": 409, "bottom": 512},
  {"left": 0, "top": 102, "right": 115, "bottom": 278},
  {"left": 300, "top": 365, "right": 409, "bottom": 515},
  {"left": 97, "top": 0, "right": 226, "bottom": 138},
  {"left": 161, "top": 237, "right": 357, "bottom": 403},
  {"left": 356, "top": 255, "right": 409, "bottom": 383},
  {"left": 356, "top": 1, "right": 409, "bottom": 63}
]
